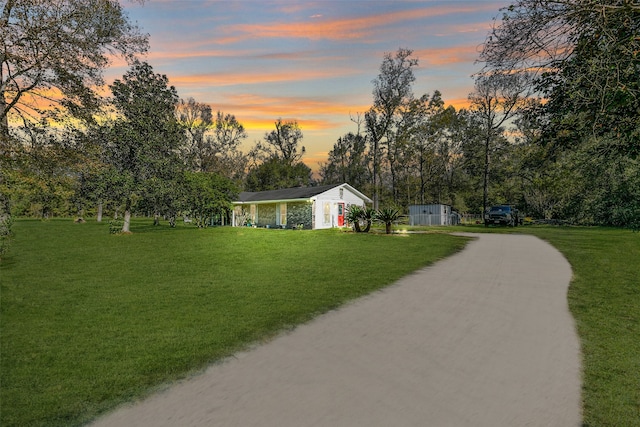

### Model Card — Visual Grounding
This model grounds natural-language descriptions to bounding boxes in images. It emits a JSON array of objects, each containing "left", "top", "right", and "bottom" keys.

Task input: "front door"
[{"left": 337, "top": 203, "right": 345, "bottom": 226}]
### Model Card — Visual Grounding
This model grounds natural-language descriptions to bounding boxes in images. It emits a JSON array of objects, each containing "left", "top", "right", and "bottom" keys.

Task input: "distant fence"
[
  {"left": 407, "top": 213, "right": 484, "bottom": 226},
  {"left": 460, "top": 214, "right": 483, "bottom": 225}
]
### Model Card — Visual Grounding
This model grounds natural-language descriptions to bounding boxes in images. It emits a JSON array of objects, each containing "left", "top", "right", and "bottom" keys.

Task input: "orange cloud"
[
  {"left": 207, "top": 92, "right": 370, "bottom": 130},
  {"left": 446, "top": 98, "right": 473, "bottom": 110},
  {"left": 415, "top": 45, "right": 481, "bottom": 66},
  {"left": 167, "top": 66, "right": 359, "bottom": 88},
  {"left": 220, "top": 3, "right": 501, "bottom": 43},
  {"left": 303, "top": 152, "right": 332, "bottom": 171},
  {"left": 238, "top": 116, "right": 339, "bottom": 133}
]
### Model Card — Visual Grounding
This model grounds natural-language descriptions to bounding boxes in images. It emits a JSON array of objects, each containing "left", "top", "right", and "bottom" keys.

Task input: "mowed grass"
[
  {"left": 524, "top": 227, "right": 640, "bottom": 427},
  {"left": 0, "top": 219, "right": 468, "bottom": 427},
  {"left": 435, "top": 224, "right": 639, "bottom": 426}
]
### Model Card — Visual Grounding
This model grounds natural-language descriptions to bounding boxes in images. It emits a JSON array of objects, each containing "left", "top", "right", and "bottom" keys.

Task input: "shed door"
[{"left": 337, "top": 203, "right": 345, "bottom": 226}]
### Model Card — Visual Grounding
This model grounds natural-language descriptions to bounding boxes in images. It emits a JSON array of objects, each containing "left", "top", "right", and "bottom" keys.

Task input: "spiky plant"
[
  {"left": 346, "top": 205, "right": 374, "bottom": 233},
  {"left": 345, "top": 205, "right": 363, "bottom": 232},
  {"left": 375, "top": 207, "right": 401, "bottom": 234}
]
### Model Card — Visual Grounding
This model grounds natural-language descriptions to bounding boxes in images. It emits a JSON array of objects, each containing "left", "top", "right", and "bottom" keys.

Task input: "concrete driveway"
[{"left": 91, "top": 233, "right": 582, "bottom": 426}]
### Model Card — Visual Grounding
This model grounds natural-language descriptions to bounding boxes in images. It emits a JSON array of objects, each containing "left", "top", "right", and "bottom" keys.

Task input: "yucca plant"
[
  {"left": 375, "top": 207, "right": 401, "bottom": 234},
  {"left": 346, "top": 205, "right": 374, "bottom": 233},
  {"left": 345, "top": 205, "right": 363, "bottom": 232},
  {"left": 359, "top": 207, "right": 374, "bottom": 232}
]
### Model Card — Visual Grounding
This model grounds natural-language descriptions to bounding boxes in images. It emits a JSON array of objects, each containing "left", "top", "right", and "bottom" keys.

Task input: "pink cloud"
[
  {"left": 218, "top": 3, "right": 501, "bottom": 43},
  {"left": 166, "top": 65, "right": 360, "bottom": 88},
  {"left": 415, "top": 45, "right": 481, "bottom": 66}
]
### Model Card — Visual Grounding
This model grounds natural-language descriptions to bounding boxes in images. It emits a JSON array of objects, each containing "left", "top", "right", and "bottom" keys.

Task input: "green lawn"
[
  {"left": 0, "top": 219, "right": 468, "bottom": 427},
  {"left": 2, "top": 221, "right": 638, "bottom": 426},
  {"left": 443, "top": 224, "right": 640, "bottom": 426},
  {"left": 524, "top": 227, "right": 640, "bottom": 427}
]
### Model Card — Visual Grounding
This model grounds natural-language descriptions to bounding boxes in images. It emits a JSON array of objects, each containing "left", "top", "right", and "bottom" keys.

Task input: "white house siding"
[
  {"left": 232, "top": 184, "right": 371, "bottom": 230},
  {"left": 312, "top": 186, "right": 369, "bottom": 230}
]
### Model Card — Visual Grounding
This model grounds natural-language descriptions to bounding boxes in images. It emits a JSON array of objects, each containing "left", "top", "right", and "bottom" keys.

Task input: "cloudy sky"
[{"left": 108, "top": 0, "right": 509, "bottom": 170}]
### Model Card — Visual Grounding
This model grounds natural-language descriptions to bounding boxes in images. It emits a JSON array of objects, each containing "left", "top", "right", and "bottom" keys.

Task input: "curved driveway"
[{"left": 92, "top": 233, "right": 582, "bottom": 426}]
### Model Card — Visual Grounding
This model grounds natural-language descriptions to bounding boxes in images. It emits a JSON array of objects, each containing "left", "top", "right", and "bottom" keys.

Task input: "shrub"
[
  {"left": 375, "top": 207, "right": 401, "bottom": 234},
  {"left": 109, "top": 219, "right": 124, "bottom": 234}
]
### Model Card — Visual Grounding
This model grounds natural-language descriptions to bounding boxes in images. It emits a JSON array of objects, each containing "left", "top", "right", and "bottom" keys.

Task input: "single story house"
[
  {"left": 232, "top": 183, "right": 372, "bottom": 230},
  {"left": 408, "top": 204, "right": 460, "bottom": 226}
]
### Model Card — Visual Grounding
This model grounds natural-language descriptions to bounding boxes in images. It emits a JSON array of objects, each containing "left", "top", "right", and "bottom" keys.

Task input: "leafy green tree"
[
  {"left": 384, "top": 93, "right": 428, "bottom": 206},
  {"left": 365, "top": 48, "right": 420, "bottom": 209},
  {"left": 403, "top": 90, "right": 465, "bottom": 208},
  {"left": 468, "top": 72, "right": 529, "bottom": 219},
  {"left": 208, "top": 111, "right": 248, "bottom": 182},
  {"left": 250, "top": 118, "right": 305, "bottom": 165},
  {"left": 480, "top": 0, "right": 640, "bottom": 227},
  {"left": 2, "top": 126, "right": 80, "bottom": 217},
  {"left": 181, "top": 171, "right": 237, "bottom": 228},
  {"left": 0, "top": 0, "right": 148, "bottom": 138},
  {"left": 176, "top": 97, "right": 214, "bottom": 172},
  {"left": 245, "top": 119, "right": 310, "bottom": 191},
  {"left": 319, "top": 132, "right": 369, "bottom": 189},
  {"left": 176, "top": 99, "right": 248, "bottom": 182},
  {"left": 245, "top": 157, "right": 312, "bottom": 191},
  {"left": 105, "top": 60, "right": 184, "bottom": 232}
]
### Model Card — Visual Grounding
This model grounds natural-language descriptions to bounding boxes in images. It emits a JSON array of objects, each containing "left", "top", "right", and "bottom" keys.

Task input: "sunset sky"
[{"left": 108, "top": 0, "right": 510, "bottom": 170}]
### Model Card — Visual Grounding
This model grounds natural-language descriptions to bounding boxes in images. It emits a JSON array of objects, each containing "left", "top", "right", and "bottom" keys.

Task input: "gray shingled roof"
[{"left": 237, "top": 184, "right": 342, "bottom": 202}]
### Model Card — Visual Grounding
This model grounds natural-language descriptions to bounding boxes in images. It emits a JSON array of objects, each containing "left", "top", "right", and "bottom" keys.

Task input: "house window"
[
  {"left": 339, "top": 188, "right": 344, "bottom": 199},
  {"left": 323, "top": 202, "right": 331, "bottom": 224},
  {"left": 277, "top": 203, "right": 287, "bottom": 226}
]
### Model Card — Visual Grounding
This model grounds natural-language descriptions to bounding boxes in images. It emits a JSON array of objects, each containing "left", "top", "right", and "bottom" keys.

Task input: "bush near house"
[{"left": 374, "top": 207, "right": 401, "bottom": 234}]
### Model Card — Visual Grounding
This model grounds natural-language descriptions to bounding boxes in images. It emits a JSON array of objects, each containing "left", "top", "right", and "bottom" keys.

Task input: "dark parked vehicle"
[{"left": 485, "top": 205, "right": 520, "bottom": 227}]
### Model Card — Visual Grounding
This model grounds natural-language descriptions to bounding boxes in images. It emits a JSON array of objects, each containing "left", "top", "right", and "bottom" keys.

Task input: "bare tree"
[
  {"left": 365, "top": 48, "right": 419, "bottom": 208},
  {"left": 479, "top": 0, "right": 640, "bottom": 126},
  {"left": 208, "top": 111, "right": 248, "bottom": 181},
  {"left": 481, "top": 0, "right": 640, "bottom": 75},
  {"left": 251, "top": 118, "right": 305, "bottom": 165},
  {"left": 0, "top": 0, "right": 148, "bottom": 137},
  {"left": 479, "top": 0, "right": 640, "bottom": 228},
  {"left": 176, "top": 97, "right": 214, "bottom": 171},
  {"left": 469, "top": 72, "right": 529, "bottom": 220}
]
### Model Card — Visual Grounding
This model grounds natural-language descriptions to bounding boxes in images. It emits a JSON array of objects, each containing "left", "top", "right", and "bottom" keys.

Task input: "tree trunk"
[
  {"left": 372, "top": 139, "right": 379, "bottom": 210},
  {"left": 483, "top": 134, "right": 490, "bottom": 225},
  {"left": 0, "top": 88, "right": 9, "bottom": 140},
  {"left": 122, "top": 199, "right": 131, "bottom": 233},
  {"left": 97, "top": 202, "right": 103, "bottom": 222},
  {"left": 385, "top": 222, "right": 392, "bottom": 234}
]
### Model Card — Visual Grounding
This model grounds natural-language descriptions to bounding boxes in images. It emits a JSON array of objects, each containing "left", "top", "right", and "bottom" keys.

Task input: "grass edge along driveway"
[
  {"left": 524, "top": 227, "right": 640, "bottom": 427},
  {"left": 447, "top": 225, "right": 639, "bottom": 427},
  {"left": 1, "top": 219, "right": 468, "bottom": 427}
]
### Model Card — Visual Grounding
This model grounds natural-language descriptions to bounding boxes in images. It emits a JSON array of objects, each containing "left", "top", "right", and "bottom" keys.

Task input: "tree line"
[{"left": 1, "top": 0, "right": 638, "bottom": 233}]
